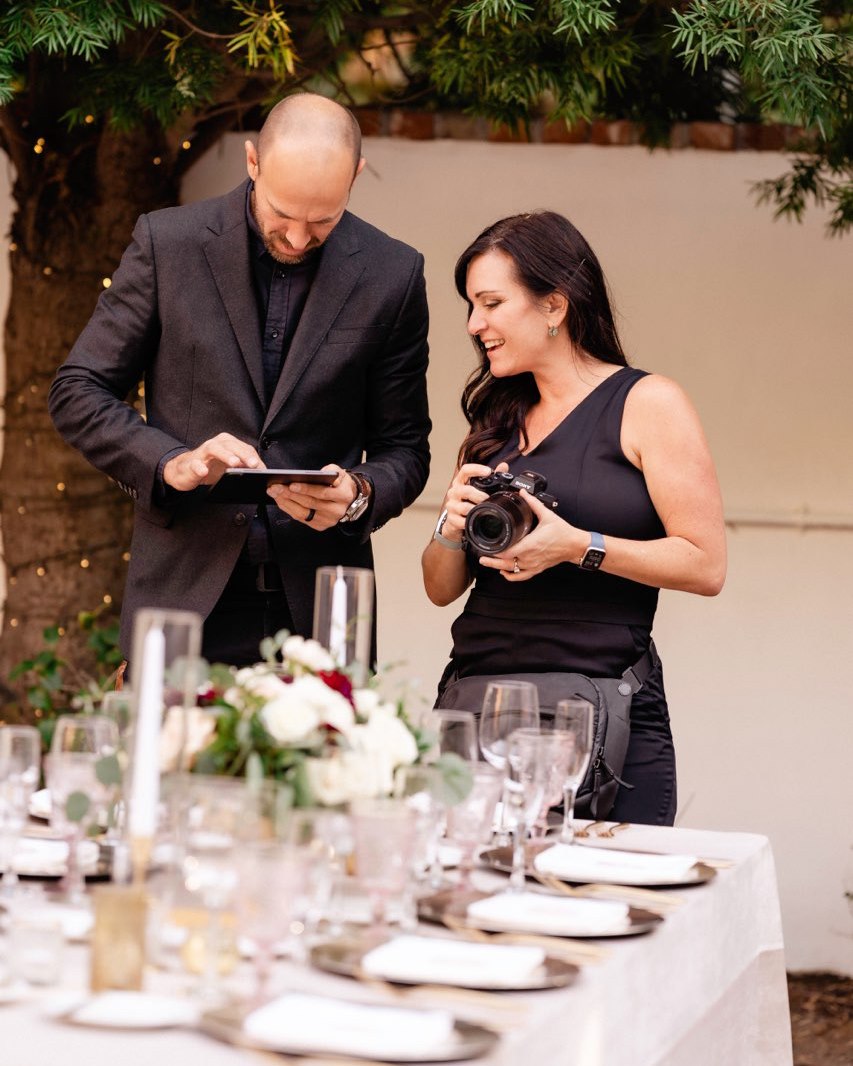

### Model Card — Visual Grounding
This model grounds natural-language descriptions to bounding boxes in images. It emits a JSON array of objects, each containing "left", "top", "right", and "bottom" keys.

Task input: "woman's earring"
[{"left": 548, "top": 325, "right": 559, "bottom": 337}]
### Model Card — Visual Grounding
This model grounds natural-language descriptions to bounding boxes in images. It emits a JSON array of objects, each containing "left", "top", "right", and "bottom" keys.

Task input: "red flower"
[{"left": 318, "top": 670, "right": 354, "bottom": 704}]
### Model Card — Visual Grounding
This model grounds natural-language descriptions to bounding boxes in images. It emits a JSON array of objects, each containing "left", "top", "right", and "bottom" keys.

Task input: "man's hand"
[
  {"left": 163, "top": 433, "right": 262, "bottom": 492},
  {"left": 267, "top": 464, "right": 362, "bottom": 530}
]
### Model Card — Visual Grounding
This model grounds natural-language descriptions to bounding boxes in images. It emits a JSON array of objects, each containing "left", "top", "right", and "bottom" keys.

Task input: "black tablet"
[{"left": 208, "top": 468, "right": 337, "bottom": 504}]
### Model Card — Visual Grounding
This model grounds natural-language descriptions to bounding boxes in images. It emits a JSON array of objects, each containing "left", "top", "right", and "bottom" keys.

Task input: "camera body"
[{"left": 465, "top": 469, "right": 558, "bottom": 556}]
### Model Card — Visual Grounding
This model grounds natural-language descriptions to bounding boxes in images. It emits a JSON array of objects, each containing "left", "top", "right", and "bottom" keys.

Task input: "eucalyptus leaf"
[
  {"left": 65, "top": 790, "right": 91, "bottom": 822},
  {"left": 95, "top": 752, "right": 122, "bottom": 787},
  {"left": 432, "top": 753, "right": 474, "bottom": 806}
]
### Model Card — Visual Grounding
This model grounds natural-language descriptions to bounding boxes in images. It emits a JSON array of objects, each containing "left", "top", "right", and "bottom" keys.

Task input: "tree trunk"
[{"left": 0, "top": 126, "right": 178, "bottom": 698}]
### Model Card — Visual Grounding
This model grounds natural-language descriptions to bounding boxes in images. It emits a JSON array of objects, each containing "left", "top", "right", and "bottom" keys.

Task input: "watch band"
[
  {"left": 433, "top": 508, "right": 464, "bottom": 551},
  {"left": 579, "top": 530, "right": 606, "bottom": 571},
  {"left": 339, "top": 471, "right": 370, "bottom": 523}
]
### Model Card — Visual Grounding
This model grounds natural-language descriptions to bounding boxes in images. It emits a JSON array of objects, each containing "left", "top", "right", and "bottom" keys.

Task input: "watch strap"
[
  {"left": 579, "top": 530, "right": 606, "bottom": 570},
  {"left": 339, "top": 471, "right": 370, "bottom": 523},
  {"left": 433, "top": 508, "right": 464, "bottom": 551}
]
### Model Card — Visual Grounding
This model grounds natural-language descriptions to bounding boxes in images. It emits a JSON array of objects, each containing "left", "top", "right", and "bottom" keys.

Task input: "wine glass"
[
  {"left": 478, "top": 681, "right": 538, "bottom": 842},
  {"left": 443, "top": 763, "right": 504, "bottom": 890},
  {"left": 393, "top": 764, "right": 446, "bottom": 893},
  {"left": 554, "top": 698, "right": 594, "bottom": 843},
  {"left": 430, "top": 709, "right": 478, "bottom": 761},
  {"left": 99, "top": 690, "right": 134, "bottom": 842},
  {"left": 47, "top": 715, "right": 119, "bottom": 904},
  {"left": 0, "top": 724, "right": 41, "bottom": 897},
  {"left": 504, "top": 729, "right": 550, "bottom": 892},
  {"left": 235, "top": 841, "right": 308, "bottom": 1004},
  {"left": 529, "top": 728, "right": 577, "bottom": 838},
  {"left": 350, "top": 796, "right": 414, "bottom": 936}
]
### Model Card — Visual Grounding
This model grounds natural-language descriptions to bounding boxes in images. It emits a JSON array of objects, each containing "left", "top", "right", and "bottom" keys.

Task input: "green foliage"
[{"left": 8, "top": 609, "right": 122, "bottom": 722}]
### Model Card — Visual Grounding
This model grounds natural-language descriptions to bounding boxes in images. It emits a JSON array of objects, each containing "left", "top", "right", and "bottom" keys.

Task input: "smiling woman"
[{"left": 422, "top": 210, "right": 727, "bottom": 828}]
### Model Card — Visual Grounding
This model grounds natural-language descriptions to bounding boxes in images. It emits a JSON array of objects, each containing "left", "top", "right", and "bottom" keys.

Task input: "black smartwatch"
[{"left": 579, "top": 531, "right": 606, "bottom": 571}]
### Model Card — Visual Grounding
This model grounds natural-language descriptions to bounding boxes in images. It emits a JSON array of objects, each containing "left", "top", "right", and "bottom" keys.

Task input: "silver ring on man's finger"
[
  {"left": 512, "top": 557, "right": 520, "bottom": 574},
  {"left": 305, "top": 508, "right": 316, "bottom": 523}
]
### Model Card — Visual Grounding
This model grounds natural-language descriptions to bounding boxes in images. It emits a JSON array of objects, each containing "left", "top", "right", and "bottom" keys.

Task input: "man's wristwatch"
[
  {"left": 579, "top": 531, "right": 606, "bottom": 571},
  {"left": 433, "top": 509, "right": 464, "bottom": 551},
  {"left": 339, "top": 471, "right": 371, "bottom": 524}
]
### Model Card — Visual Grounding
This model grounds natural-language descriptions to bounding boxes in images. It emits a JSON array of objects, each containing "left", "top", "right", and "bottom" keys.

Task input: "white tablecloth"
[{"left": 0, "top": 823, "right": 793, "bottom": 1066}]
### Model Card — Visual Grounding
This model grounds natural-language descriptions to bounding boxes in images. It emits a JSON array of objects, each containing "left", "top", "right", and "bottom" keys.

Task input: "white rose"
[
  {"left": 353, "top": 688, "right": 382, "bottom": 719},
  {"left": 261, "top": 693, "right": 321, "bottom": 746},
  {"left": 304, "top": 751, "right": 382, "bottom": 807},
  {"left": 282, "top": 635, "right": 335, "bottom": 674},
  {"left": 349, "top": 713, "right": 418, "bottom": 794},
  {"left": 159, "top": 706, "right": 217, "bottom": 772}
]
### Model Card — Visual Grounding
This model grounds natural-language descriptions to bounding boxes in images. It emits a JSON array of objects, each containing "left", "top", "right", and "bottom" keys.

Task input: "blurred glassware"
[
  {"left": 430, "top": 709, "right": 478, "bottom": 762},
  {"left": 443, "top": 763, "right": 504, "bottom": 890},
  {"left": 478, "top": 681, "right": 538, "bottom": 844},
  {"left": 46, "top": 715, "right": 119, "bottom": 904},
  {"left": 553, "top": 698, "right": 595, "bottom": 843},
  {"left": 528, "top": 728, "right": 578, "bottom": 838},
  {"left": 505, "top": 730, "right": 550, "bottom": 892},
  {"left": 283, "top": 807, "right": 353, "bottom": 946},
  {"left": 0, "top": 724, "right": 41, "bottom": 898},
  {"left": 350, "top": 796, "right": 414, "bottom": 933},
  {"left": 99, "top": 690, "right": 135, "bottom": 845},
  {"left": 394, "top": 764, "right": 446, "bottom": 895}
]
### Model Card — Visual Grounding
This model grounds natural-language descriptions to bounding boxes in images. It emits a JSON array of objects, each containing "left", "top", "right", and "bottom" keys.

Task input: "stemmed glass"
[
  {"left": 478, "top": 681, "right": 538, "bottom": 843},
  {"left": 529, "top": 729, "right": 577, "bottom": 839},
  {"left": 0, "top": 725, "right": 41, "bottom": 897},
  {"left": 99, "top": 689, "right": 134, "bottom": 843},
  {"left": 47, "top": 715, "right": 119, "bottom": 904},
  {"left": 350, "top": 796, "right": 414, "bottom": 936},
  {"left": 235, "top": 841, "right": 308, "bottom": 1004},
  {"left": 554, "top": 698, "right": 594, "bottom": 843},
  {"left": 393, "top": 764, "right": 446, "bottom": 894},
  {"left": 443, "top": 764, "right": 503, "bottom": 890},
  {"left": 504, "top": 730, "right": 549, "bottom": 892}
]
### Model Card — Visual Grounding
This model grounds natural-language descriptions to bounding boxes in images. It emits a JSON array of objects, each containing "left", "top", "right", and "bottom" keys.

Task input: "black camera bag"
[{"left": 434, "top": 642, "right": 657, "bottom": 820}]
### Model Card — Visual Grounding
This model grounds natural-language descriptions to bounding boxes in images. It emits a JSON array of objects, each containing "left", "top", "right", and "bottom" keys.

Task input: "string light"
[
  {"left": 102, "top": 278, "right": 111, "bottom": 288},
  {"left": 36, "top": 566, "right": 46, "bottom": 577},
  {"left": 56, "top": 482, "right": 66, "bottom": 492},
  {"left": 84, "top": 114, "right": 95, "bottom": 124},
  {"left": 42, "top": 266, "right": 53, "bottom": 276},
  {"left": 57, "top": 627, "right": 66, "bottom": 637},
  {"left": 152, "top": 156, "right": 162, "bottom": 165},
  {"left": 80, "top": 558, "right": 90, "bottom": 569},
  {"left": 9, "top": 242, "right": 16, "bottom": 252},
  {"left": 9, "top": 619, "right": 18, "bottom": 628},
  {"left": 103, "top": 595, "right": 113, "bottom": 605},
  {"left": 16, "top": 506, "right": 25, "bottom": 515},
  {"left": 181, "top": 140, "right": 191, "bottom": 150}
]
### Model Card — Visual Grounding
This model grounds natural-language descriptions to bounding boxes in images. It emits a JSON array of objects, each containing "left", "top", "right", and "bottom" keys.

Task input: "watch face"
[{"left": 580, "top": 548, "right": 606, "bottom": 571}]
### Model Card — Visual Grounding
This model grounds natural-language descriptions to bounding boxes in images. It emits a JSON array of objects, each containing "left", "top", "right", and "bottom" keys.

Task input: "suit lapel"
[
  {"left": 202, "top": 183, "right": 265, "bottom": 408},
  {"left": 264, "top": 213, "right": 365, "bottom": 428}
]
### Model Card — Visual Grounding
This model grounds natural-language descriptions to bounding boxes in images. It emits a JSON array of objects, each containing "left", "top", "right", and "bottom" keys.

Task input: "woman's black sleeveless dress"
[{"left": 441, "top": 366, "right": 676, "bottom": 825}]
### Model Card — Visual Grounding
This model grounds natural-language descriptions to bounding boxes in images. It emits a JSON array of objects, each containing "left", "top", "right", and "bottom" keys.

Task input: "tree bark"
[{"left": 0, "top": 125, "right": 178, "bottom": 694}]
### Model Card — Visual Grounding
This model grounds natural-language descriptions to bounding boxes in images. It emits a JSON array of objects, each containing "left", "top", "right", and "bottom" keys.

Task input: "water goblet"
[
  {"left": 235, "top": 840, "right": 308, "bottom": 1004},
  {"left": 0, "top": 724, "right": 41, "bottom": 897},
  {"left": 554, "top": 698, "right": 594, "bottom": 843},
  {"left": 99, "top": 690, "right": 135, "bottom": 842},
  {"left": 393, "top": 764, "right": 445, "bottom": 893},
  {"left": 504, "top": 730, "right": 550, "bottom": 893},
  {"left": 478, "top": 681, "right": 540, "bottom": 771},
  {"left": 478, "top": 681, "right": 538, "bottom": 843},
  {"left": 47, "top": 715, "right": 119, "bottom": 904},
  {"left": 529, "top": 728, "right": 578, "bottom": 838},
  {"left": 350, "top": 796, "right": 414, "bottom": 935},
  {"left": 430, "top": 709, "right": 478, "bottom": 762},
  {"left": 443, "top": 763, "right": 504, "bottom": 891}
]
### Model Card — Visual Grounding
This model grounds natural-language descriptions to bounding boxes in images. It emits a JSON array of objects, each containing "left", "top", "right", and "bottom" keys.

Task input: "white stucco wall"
[{"left": 2, "top": 130, "right": 850, "bottom": 973}]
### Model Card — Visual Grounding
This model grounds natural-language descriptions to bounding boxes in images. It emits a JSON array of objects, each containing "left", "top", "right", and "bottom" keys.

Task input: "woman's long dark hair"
[{"left": 455, "top": 211, "right": 628, "bottom": 465}]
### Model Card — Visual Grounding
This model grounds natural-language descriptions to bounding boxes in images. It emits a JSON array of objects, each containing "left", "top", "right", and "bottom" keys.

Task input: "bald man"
[{"left": 49, "top": 94, "right": 431, "bottom": 667}]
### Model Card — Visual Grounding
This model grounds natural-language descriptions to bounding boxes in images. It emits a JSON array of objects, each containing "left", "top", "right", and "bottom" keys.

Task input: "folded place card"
[
  {"left": 467, "top": 891, "right": 629, "bottom": 935},
  {"left": 533, "top": 844, "right": 699, "bottom": 884},
  {"left": 243, "top": 993, "right": 455, "bottom": 1057},
  {"left": 361, "top": 934, "right": 545, "bottom": 987}
]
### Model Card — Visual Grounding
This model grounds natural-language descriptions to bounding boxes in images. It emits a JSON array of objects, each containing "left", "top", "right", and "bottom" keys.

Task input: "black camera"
[{"left": 465, "top": 470, "right": 558, "bottom": 556}]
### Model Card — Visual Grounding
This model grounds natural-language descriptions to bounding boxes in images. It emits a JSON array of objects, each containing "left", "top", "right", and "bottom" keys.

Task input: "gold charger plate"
[
  {"left": 199, "top": 1000, "right": 500, "bottom": 1063},
  {"left": 418, "top": 886, "right": 663, "bottom": 939},
  {"left": 480, "top": 842, "right": 717, "bottom": 888},
  {"left": 310, "top": 935, "right": 579, "bottom": 992}
]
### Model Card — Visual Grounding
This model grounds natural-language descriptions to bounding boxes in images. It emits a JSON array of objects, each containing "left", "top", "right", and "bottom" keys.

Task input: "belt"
[{"left": 255, "top": 561, "right": 284, "bottom": 592}]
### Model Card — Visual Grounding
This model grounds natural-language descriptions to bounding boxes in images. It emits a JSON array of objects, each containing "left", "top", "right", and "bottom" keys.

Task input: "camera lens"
[{"left": 465, "top": 491, "right": 535, "bottom": 556}]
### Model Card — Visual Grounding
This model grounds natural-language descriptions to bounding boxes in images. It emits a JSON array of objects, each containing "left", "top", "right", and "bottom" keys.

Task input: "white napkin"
[
  {"left": 467, "top": 891, "right": 629, "bottom": 935},
  {"left": 67, "top": 992, "right": 199, "bottom": 1029},
  {"left": 28, "top": 789, "right": 51, "bottom": 820},
  {"left": 361, "top": 934, "right": 545, "bottom": 987},
  {"left": 11, "top": 837, "right": 99, "bottom": 877},
  {"left": 533, "top": 844, "right": 698, "bottom": 884},
  {"left": 243, "top": 993, "right": 455, "bottom": 1058},
  {"left": 11, "top": 902, "right": 94, "bottom": 941}
]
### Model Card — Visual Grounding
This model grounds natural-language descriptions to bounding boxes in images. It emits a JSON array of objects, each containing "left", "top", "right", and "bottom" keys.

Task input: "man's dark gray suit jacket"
[{"left": 48, "top": 180, "right": 431, "bottom": 657}]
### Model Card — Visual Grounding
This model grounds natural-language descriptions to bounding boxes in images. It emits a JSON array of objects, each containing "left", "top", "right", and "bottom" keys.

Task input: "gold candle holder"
[{"left": 90, "top": 883, "right": 148, "bottom": 992}]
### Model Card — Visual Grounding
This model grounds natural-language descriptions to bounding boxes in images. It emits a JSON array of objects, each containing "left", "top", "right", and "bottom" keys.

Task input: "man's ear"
[{"left": 245, "top": 139, "right": 259, "bottom": 180}]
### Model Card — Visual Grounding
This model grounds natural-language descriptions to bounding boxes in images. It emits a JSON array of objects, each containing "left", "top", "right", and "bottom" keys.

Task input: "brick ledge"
[{"left": 355, "top": 110, "right": 807, "bottom": 151}]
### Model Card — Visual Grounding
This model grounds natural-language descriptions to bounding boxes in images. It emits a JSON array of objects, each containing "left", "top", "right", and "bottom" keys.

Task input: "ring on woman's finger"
[
  {"left": 512, "top": 557, "right": 520, "bottom": 574},
  {"left": 305, "top": 508, "right": 316, "bottom": 523}
]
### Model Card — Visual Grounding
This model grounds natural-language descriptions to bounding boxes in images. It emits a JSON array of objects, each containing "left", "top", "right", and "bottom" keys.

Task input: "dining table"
[{"left": 0, "top": 820, "right": 793, "bottom": 1066}]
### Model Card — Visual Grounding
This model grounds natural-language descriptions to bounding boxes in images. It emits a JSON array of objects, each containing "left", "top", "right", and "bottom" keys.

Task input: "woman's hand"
[
  {"left": 478, "top": 490, "right": 582, "bottom": 581},
  {"left": 439, "top": 462, "right": 503, "bottom": 545}
]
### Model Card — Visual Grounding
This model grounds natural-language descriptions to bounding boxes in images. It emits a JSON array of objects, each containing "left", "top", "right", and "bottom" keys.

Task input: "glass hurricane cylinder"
[{"left": 312, "top": 566, "right": 374, "bottom": 686}]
